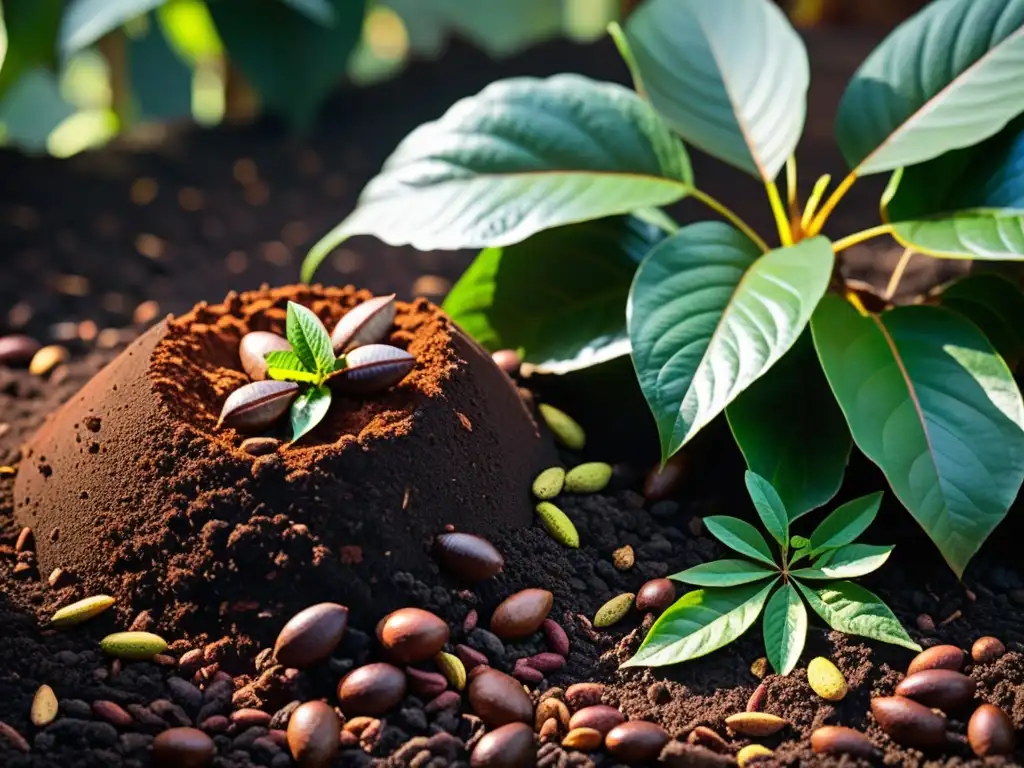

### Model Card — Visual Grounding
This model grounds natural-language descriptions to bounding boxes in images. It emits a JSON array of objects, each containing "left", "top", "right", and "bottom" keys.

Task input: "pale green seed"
[
  {"left": 536, "top": 502, "right": 579, "bottom": 548},
  {"left": 435, "top": 651, "right": 467, "bottom": 691},
  {"left": 564, "top": 462, "right": 612, "bottom": 494},
  {"left": 100, "top": 631, "right": 168, "bottom": 660},
  {"left": 594, "top": 593, "right": 634, "bottom": 628},
  {"left": 807, "top": 656, "right": 847, "bottom": 701},
  {"left": 50, "top": 595, "right": 116, "bottom": 628},
  {"left": 538, "top": 404, "right": 586, "bottom": 451},
  {"left": 737, "top": 743, "right": 774, "bottom": 766},
  {"left": 532, "top": 467, "right": 566, "bottom": 500}
]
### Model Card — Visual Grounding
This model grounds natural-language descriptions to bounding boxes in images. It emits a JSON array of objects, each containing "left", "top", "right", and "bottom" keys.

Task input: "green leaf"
[
  {"left": 268, "top": 368, "right": 320, "bottom": 384},
  {"left": 762, "top": 582, "right": 807, "bottom": 675},
  {"left": 727, "top": 333, "right": 852, "bottom": 519},
  {"left": 623, "top": 580, "right": 776, "bottom": 667},
  {"left": 940, "top": 274, "right": 1024, "bottom": 369},
  {"left": 628, "top": 223, "right": 834, "bottom": 460},
  {"left": 302, "top": 74, "right": 694, "bottom": 281},
  {"left": 290, "top": 385, "right": 332, "bottom": 442},
  {"left": 670, "top": 559, "right": 777, "bottom": 587},
  {"left": 792, "top": 544, "right": 894, "bottom": 580},
  {"left": 281, "top": 0, "right": 335, "bottom": 25},
  {"left": 442, "top": 216, "right": 665, "bottom": 374},
  {"left": 703, "top": 516, "right": 777, "bottom": 568},
  {"left": 790, "top": 535, "right": 809, "bottom": 549},
  {"left": 60, "top": 0, "right": 165, "bottom": 56},
  {"left": 624, "top": 0, "right": 809, "bottom": 182},
  {"left": 794, "top": 580, "right": 920, "bottom": 651},
  {"left": 744, "top": 471, "right": 789, "bottom": 549},
  {"left": 885, "top": 118, "right": 1024, "bottom": 259},
  {"left": 811, "top": 295, "right": 1024, "bottom": 576},
  {"left": 836, "top": 0, "right": 1024, "bottom": 175},
  {"left": 210, "top": 0, "right": 367, "bottom": 130},
  {"left": 806, "top": 491, "right": 882, "bottom": 556},
  {"left": 0, "top": 0, "right": 62, "bottom": 101},
  {"left": 286, "top": 302, "right": 335, "bottom": 375},
  {"left": 265, "top": 351, "right": 319, "bottom": 383},
  {"left": 128, "top": 13, "right": 193, "bottom": 122}
]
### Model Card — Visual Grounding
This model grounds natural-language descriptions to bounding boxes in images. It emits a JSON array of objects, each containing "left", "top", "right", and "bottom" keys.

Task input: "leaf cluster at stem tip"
[{"left": 623, "top": 471, "right": 918, "bottom": 675}]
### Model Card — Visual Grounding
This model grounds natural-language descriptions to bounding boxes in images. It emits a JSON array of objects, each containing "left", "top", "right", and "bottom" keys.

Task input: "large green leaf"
[
  {"left": 623, "top": 580, "right": 776, "bottom": 667},
  {"left": 807, "top": 492, "right": 882, "bottom": 556},
  {"left": 442, "top": 216, "right": 664, "bottom": 374},
  {"left": 811, "top": 295, "right": 1024, "bottom": 576},
  {"left": 670, "top": 559, "right": 777, "bottom": 588},
  {"left": 744, "top": 471, "right": 789, "bottom": 548},
  {"left": 836, "top": 0, "right": 1024, "bottom": 175},
  {"left": 628, "top": 223, "right": 834, "bottom": 459},
  {"left": 792, "top": 544, "right": 894, "bottom": 580},
  {"left": 940, "top": 274, "right": 1024, "bottom": 369},
  {"left": 703, "top": 516, "right": 777, "bottom": 568},
  {"left": 60, "top": 0, "right": 166, "bottom": 56},
  {"left": 303, "top": 74, "right": 693, "bottom": 281},
  {"left": 795, "top": 580, "right": 920, "bottom": 651},
  {"left": 210, "top": 0, "right": 367, "bottom": 129},
  {"left": 0, "top": 0, "right": 62, "bottom": 101},
  {"left": 727, "top": 333, "right": 852, "bottom": 519},
  {"left": 762, "top": 582, "right": 807, "bottom": 675},
  {"left": 624, "top": 0, "right": 808, "bottom": 182}
]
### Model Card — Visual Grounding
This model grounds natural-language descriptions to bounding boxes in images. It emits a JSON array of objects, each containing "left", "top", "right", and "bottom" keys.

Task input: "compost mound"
[{"left": 14, "top": 285, "right": 555, "bottom": 654}]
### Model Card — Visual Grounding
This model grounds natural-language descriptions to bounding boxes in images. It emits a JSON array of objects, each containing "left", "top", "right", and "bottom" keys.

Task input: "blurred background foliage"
[{"left": 0, "top": 0, "right": 927, "bottom": 157}]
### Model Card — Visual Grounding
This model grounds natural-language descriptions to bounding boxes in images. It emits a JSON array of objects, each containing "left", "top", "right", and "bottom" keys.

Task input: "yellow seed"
[
  {"left": 29, "top": 345, "right": 68, "bottom": 376},
  {"left": 594, "top": 593, "right": 635, "bottom": 628},
  {"left": 750, "top": 656, "right": 768, "bottom": 679},
  {"left": 538, "top": 404, "right": 586, "bottom": 451},
  {"left": 564, "top": 462, "right": 612, "bottom": 493},
  {"left": 30, "top": 685, "right": 58, "bottom": 726},
  {"left": 536, "top": 502, "right": 579, "bottom": 548},
  {"left": 100, "top": 631, "right": 168, "bottom": 660},
  {"left": 435, "top": 651, "right": 466, "bottom": 691},
  {"left": 737, "top": 743, "right": 774, "bottom": 766},
  {"left": 0, "top": 466, "right": 16, "bottom": 477},
  {"left": 807, "top": 656, "right": 847, "bottom": 701},
  {"left": 50, "top": 595, "right": 116, "bottom": 628},
  {"left": 612, "top": 545, "right": 634, "bottom": 570},
  {"left": 532, "top": 467, "right": 566, "bottom": 500},
  {"left": 725, "top": 712, "right": 788, "bottom": 737},
  {"left": 562, "top": 727, "right": 602, "bottom": 750}
]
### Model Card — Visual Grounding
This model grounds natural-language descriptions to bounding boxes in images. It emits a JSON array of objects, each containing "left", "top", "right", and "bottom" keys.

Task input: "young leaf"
[
  {"left": 265, "top": 351, "right": 310, "bottom": 373},
  {"left": 792, "top": 544, "right": 894, "bottom": 580},
  {"left": 790, "top": 535, "right": 809, "bottom": 549},
  {"left": 670, "top": 559, "right": 777, "bottom": 588},
  {"left": 884, "top": 118, "right": 1024, "bottom": 260},
  {"left": 443, "top": 216, "right": 665, "bottom": 374},
  {"left": 836, "top": 0, "right": 1024, "bottom": 176},
  {"left": 303, "top": 74, "right": 693, "bottom": 281},
  {"left": 727, "top": 332, "right": 852, "bottom": 519},
  {"left": 807, "top": 492, "right": 882, "bottom": 556},
  {"left": 0, "top": 0, "right": 62, "bottom": 101},
  {"left": 623, "top": 0, "right": 809, "bottom": 182},
  {"left": 286, "top": 302, "right": 335, "bottom": 376},
  {"left": 628, "top": 223, "right": 834, "bottom": 461},
  {"left": 290, "top": 384, "right": 332, "bottom": 442},
  {"left": 744, "top": 471, "right": 789, "bottom": 548},
  {"left": 940, "top": 274, "right": 1024, "bottom": 369},
  {"left": 60, "top": 0, "right": 166, "bottom": 56},
  {"left": 703, "top": 516, "right": 777, "bottom": 568},
  {"left": 623, "top": 580, "right": 776, "bottom": 667},
  {"left": 794, "top": 580, "right": 920, "bottom": 651},
  {"left": 812, "top": 296, "right": 1024, "bottom": 576},
  {"left": 762, "top": 582, "right": 807, "bottom": 675}
]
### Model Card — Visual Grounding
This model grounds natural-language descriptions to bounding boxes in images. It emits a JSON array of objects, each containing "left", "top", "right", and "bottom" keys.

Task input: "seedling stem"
[{"left": 690, "top": 188, "right": 769, "bottom": 252}]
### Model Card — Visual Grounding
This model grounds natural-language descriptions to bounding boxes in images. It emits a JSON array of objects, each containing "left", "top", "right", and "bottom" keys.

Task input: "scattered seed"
[
  {"left": 541, "top": 618, "right": 569, "bottom": 657},
  {"left": 425, "top": 690, "right": 461, "bottom": 714},
  {"left": 532, "top": 467, "right": 566, "bottom": 500},
  {"left": 0, "top": 466, "right": 15, "bottom": 477},
  {"left": 907, "top": 645, "right": 965, "bottom": 676},
  {"left": 377, "top": 607, "right": 450, "bottom": 664},
  {"left": 468, "top": 668, "right": 534, "bottom": 727},
  {"left": 218, "top": 380, "right": 298, "bottom": 432},
  {"left": 737, "top": 743, "right": 774, "bottom": 766},
  {"left": 539, "top": 717, "right": 560, "bottom": 742},
  {"left": 238, "top": 331, "right": 292, "bottom": 381},
  {"left": 47, "top": 568, "right": 64, "bottom": 588},
  {"left": 594, "top": 593, "right": 635, "bottom": 628},
  {"left": 811, "top": 725, "right": 879, "bottom": 759},
  {"left": 471, "top": 722, "right": 535, "bottom": 767},
  {"left": 562, "top": 727, "right": 602, "bottom": 750},
  {"left": 330, "top": 344, "right": 414, "bottom": 393},
  {"left": 895, "top": 669, "right": 976, "bottom": 711},
  {"left": 749, "top": 657, "right": 768, "bottom": 679},
  {"left": 92, "top": 700, "right": 132, "bottom": 727},
  {"left": 463, "top": 610, "right": 479, "bottom": 633},
  {"left": 240, "top": 436, "right": 281, "bottom": 456},
  {"left": 525, "top": 653, "right": 566, "bottom": 673},
  {"left": 687, "top": 725, "right": 728, "bottom": 752},
  {"left": 338, "top": 663, "right": 407, "bottom": 716},
  {"left": 151, "top": 727, "right": 216, "bottom": 768},
  {"left": 0, "top": 721, "right": 30, "bottom": 752},
  {"left": 605, "top": 721, "right": 669, "bottom": 763},
  {"left": 330, "top": 294, "right": 397, "bottom": 353},
  {"left": 807, "top": 657, "right": 847, "bottom": 701},
  {"left": 14, "top": 526, "right": 33, "bottom": 553},
  {"left": 50, "top": 594, "right": 116, "bottom": 628},
  {"left": 870, "top": 696, "right": 947, "bottom": 749},
  {"left": 565, "top": 683, "right": 604, "bottom": 711},
  {"left": 29, "top": 345, "right": 68, "bottom": 376},
  {"left": 30, "top": 685, "right": 58, "bottom": 726},
  {"left": 971, "top": 636, "right": 1006, "bottom": 664},
  {"left": 273, "top": 602, "right": 349, "bottom": 669},
  {"left": 0, "top": 334, "right": 41, "bottom": 365},
  {"left": 535, "top": 502, "right": 579, "bottom": 548},
  {"left": 916, "top": 613, "right": 936, "bottom": 633},
  {"left": 490, "top": 589, "right": 553, "bottom": 639},
  {"left": 406, "top": 667, "right": 448, "bottom": 698},
  {"left": 512, "top": 660, "right": 543, "bottom": 684},
  {"left": 635, "top": 579, "right": 676, "bottom": 614},
  {"left": 569, "top": 705, "right": 625, "bottom": 735},
  {"left": 538, "top": 404, "right": 585, "bottom": 451},
  {"left": 643, "top": 452, "right": 688, "bottom": 501},
  {"left": 612, "top": 545, "right": 635, "bottom": 570},
  {"left": 433, "top": 651, "right": 466, "bottom": 691},
  {"left": 563, "top": 462, "right": 612, "bottom": 494},
  {"left": 100, "top": 631, "right": 168, "bottom": 660},
  {"left": 725, "top": 711, "right": 788, "bottom": 737},
  {"left": 746, "top": 682, "right": 767, "bottom": 712},
  {"left": 432, "top": 532, "right": 504, "bottom": 582},
  {"left": 535, "top": 698, "right": 571, "bottom": 732},
  {"left": 968, "top": 703, "right": 1015, "bottom": 757}
]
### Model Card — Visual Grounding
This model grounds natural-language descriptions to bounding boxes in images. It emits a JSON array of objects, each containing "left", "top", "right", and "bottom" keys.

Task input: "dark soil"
[{"left": 0, "top": 26, "right": 1021, "bottom": 768}]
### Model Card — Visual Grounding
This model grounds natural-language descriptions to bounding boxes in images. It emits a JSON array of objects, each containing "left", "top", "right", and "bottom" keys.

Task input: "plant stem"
[
  {"left": 765, "top": 181, "right": 793, "bottom": 246},
  {"left": 690, "top": 189, "right": 770, "bottom": 252},
  {"left": 800, "top": 174, "right": 831, "bottom": 232},
  {"left": 883, "top": 248, "right": 915, "bottom": 301},
  {"left": 785, "top": 156, "right": 798, "bottom": 214},
  {"left": 831, "top": 224, "right": 893, "bottom": 253},
  {"left": 808, "top": 171, "right": 857, "bottom": 234},
  {"left": 607, "top": 21, "right": 646, "bottom": 97}
]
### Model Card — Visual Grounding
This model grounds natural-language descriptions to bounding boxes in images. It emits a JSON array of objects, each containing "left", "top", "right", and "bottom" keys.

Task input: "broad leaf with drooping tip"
[
  {"left": 290, "top": 384, "right": 332, "bottom": 442},
  {"left": 795, "top": 580, "right": 920, "bottom": 651},
  {"left": 624, "top": 0, "right": 809, "bottom": 182},
  {"left": 670, "top": 559, "right": 777, "bottom": 588},
  {"left": 836, "top": 0, "right": 1024, "bottom": 176},
  {"left": 628, "top": 222, "right": 834, "bottom": 460},
  {"left": 703, "top": 516, "right": 776, "bottom": 568},
  {"left": 940, "top": 274, "right": 1024, "bottom": 369},
  {"left": 744, "top": 471, "right": 789, "bottom": 549},
  {"left": 443, "top": 216, "right": 666, "bottom": 374},
  {"left": 811, "top": 296, "right": 1024, "bottom": 576},
  {"left": 792, "top": 544, "right": 894, "bottom": 580},
  {"left": 762, "top": 582, "right": 807, "bottom": 675},
  {"left": 623, "top": 580, "right": 776, "bottom": 667},
  {"left": 806, "top": 491, "right": 882, "bottom": 557},
  {"left": 303, "top": 74, "right": 694, "bottom": 281}
]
